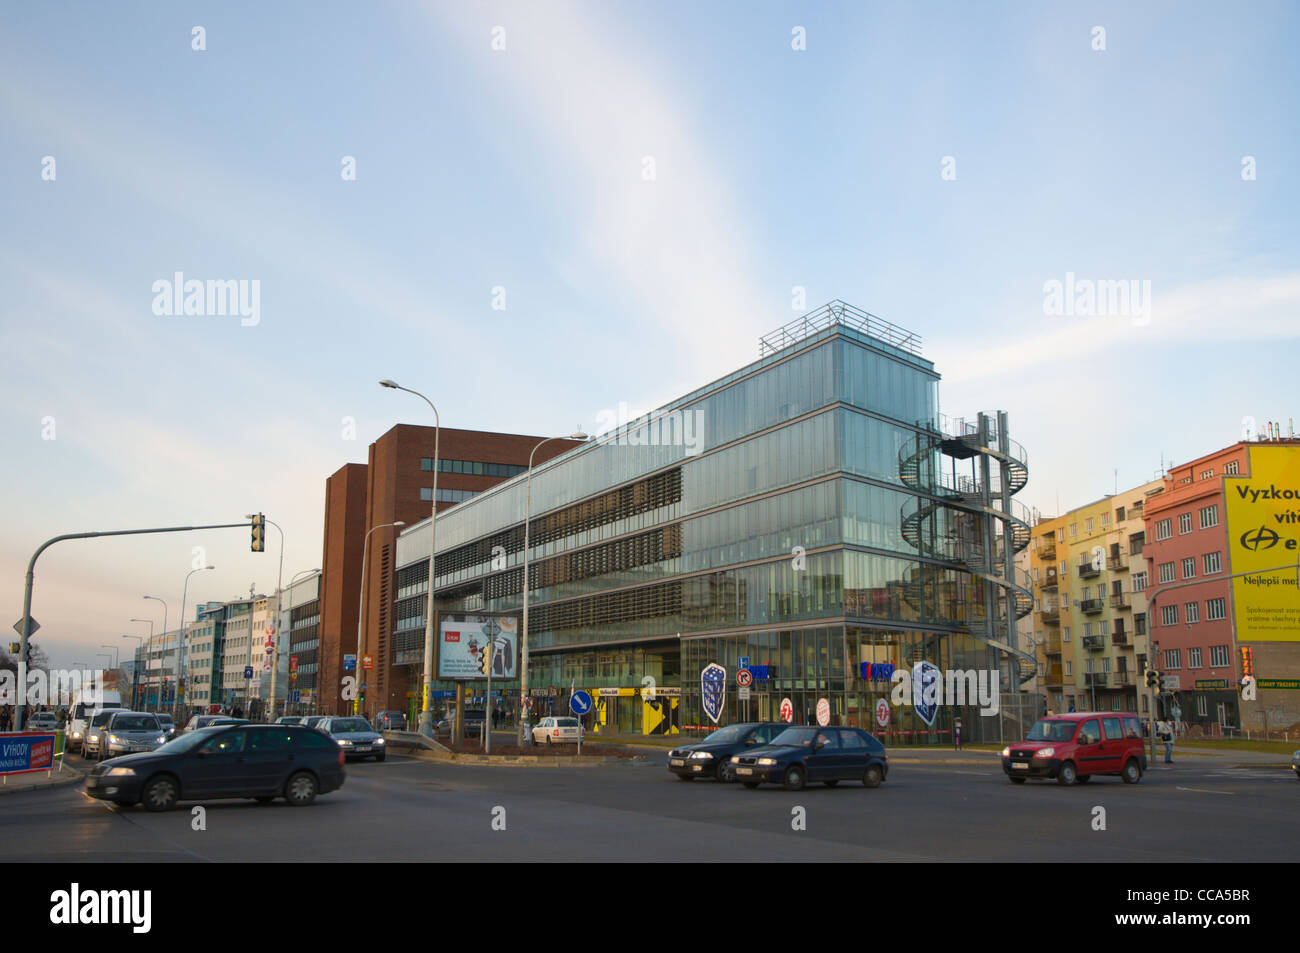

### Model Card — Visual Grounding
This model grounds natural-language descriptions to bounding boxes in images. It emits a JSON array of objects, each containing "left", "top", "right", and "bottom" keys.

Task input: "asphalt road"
[{"left": 4, "top": 752, "right": 1296, "bottom": 862}]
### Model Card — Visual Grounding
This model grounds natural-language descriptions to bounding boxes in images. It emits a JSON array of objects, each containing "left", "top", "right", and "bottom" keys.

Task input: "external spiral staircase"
[{"left": 898, "top": 414, "right": 1038, "bottom": 684}]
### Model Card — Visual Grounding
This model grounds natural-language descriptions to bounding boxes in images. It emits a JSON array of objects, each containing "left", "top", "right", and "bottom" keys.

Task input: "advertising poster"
[
  {"left": 1224, "top": 445, "right": 1300, "bottom": 641},
  {"left": 438, "top": 614, "right": 517, "bottom": 679}
]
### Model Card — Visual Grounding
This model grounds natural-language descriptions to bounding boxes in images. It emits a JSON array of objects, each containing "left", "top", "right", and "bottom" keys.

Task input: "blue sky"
[{"left": 2, "top": 1, "right": 1297, "bottom": 666}]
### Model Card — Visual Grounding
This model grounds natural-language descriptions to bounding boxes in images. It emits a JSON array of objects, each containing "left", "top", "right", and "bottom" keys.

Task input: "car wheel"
[
  {"left": 546, "top": 736, "right": 552, "bottom": 745},
  {"left": 783, "top": 765, "right": 806, "bottom": 792},
  {"left": 375, "top": 752, "right": 386, "bottom": 762},
  {"left": 742, "top": 781, "right": 759, "bottom": 789},
  {"left": 1077, "top": 775, "right": 1091, "bottom": 783},
  {"left": 824, "top": 780, "right": 839, "bottom": 787},
  {"left": 715, "top": 761, "right": 731, "bottom": 782},
  {"left": 1008, "top": 776, "right": 1026, "bottom": 784},
  {"left": 1057, "top": 761, "right": 1078, "bottom": 786},
  {"left": 142, "top": 776, "right": 179, "bottom": 812},
  {"left": 1122, "top": 759, "right": 1142, "bottom": 784},
  {"left": 285, "top": 771, "right": 318, "bottom": 807},
  {"left": 255, "top": 796, "right": 275, "bottom": 803},
  {"left": 862, "top": 764, "right": 884, "bottom": 788}
]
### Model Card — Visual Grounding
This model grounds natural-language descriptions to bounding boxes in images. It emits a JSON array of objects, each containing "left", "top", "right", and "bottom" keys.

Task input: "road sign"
[
  {"left": 738, "top": 685, "right": 751, "bottom": 701},
  {"left": 12, "top": 617, "right": 39, "bottom": 638},
  {"left": 701, "top": 663, "right": 727, "bottom": 724},
  {"left": 363, "top": 655, "right": 373, "bottom": 671},
  {"left": 244, "top": 666, "right": 254, "bottom": 679},
  {"left": 816, "top": 698, "right": 830, "bottom": 726},
  {"left": 875, "top": 698, "right": 891, "bottom": 729},
  {"left": 737, "top": 669, "right": 752, "bottom": 687},
  {"left": 738, "top": 656, "right": 750, "bottom": 669},
  {"left": 779, "top": 697, "right": 794, "bottom": 723},
  {"left": 343, "top": 654, "right": 356, "bottom": 672},
  {"left": 570, "top": 690, "right": 593, "bottom": 715}
]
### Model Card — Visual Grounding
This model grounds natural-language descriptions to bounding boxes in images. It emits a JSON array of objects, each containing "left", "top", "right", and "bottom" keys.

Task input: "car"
[
  {"left": 71, "top": 704, "right": 128, "bottom": 755},
  {"left": 436, "top": 709, "right": 485, "bottom": 739},
  {"left": 531, "top": 716, "right": 583, "bottom": 745},
  {"left": 1001, "top": 712, "right": 1147, "bottom": 785},
  {"left": 184, "top": 714, "right": 249, "bottom": 733},
  {"left": 730, "top": 725, "right": 889, "bottom": 791},
  {"left": 275, "top": 716, "right": 301, "bottom": 725},
  {"left": 26, "top": 712, "right": 59, "bottom": 731},
  {"left": 301, "top": 715, "right": 327, "bottom": 730},
  {"left": 375, "top": 711, "right": 407, "bottom": 731},
  {"left": 102, "top": 712, "right": 168, "bottom": 759},
  {"left": 83, "top": 709, "right": 129, "bottom": 760},
  {"left": 1292, "top": 750, "right": 1299, "bottom": 782},
  {"left": 155, "top": 714, "right": 176, "bottom": 741},
  {"left": 316, "top": 716, "right": 386, "bottom": 761},
  {"left": 668, "top": 722, "right": 788, "bottom": 782},
  {"left": 84, "top": 723, "right": 347, "bottom": 811}
]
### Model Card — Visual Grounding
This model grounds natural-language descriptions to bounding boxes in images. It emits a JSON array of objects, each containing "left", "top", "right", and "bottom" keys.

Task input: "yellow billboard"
[{"left": 1225, "top": 446, "right": 1300, "bottom": 641}]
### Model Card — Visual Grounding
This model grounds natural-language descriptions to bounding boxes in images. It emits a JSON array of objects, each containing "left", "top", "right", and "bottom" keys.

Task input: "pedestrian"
[{"left": 1157, "top": 719, "right": 1174, "bottom": 763}]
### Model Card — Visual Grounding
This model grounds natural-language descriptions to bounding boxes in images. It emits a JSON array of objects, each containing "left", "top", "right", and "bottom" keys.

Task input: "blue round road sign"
[{"left": 570, "top": 690, "right": 593, "bottom": 715}]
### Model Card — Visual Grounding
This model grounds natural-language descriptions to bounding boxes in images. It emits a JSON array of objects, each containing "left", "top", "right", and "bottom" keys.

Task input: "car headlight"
[
  {"left": 105, "top": 767, "right": 136, "bottom": 777},
  {"left": 337, "top": 739, "right": 352, "bottom": 746},
  {"left": 688, "top": 751, "right": 713, "bottom": 760},
  {"left": 108, "top": 735, "right": 120, "bottom": 744},
  {"left": 730, "top": 756, "right": 740, "bottom": 763},
  {"left": 1001, "top": 747, "right": 1010, "bottom": 758},
  {"left": 156, "top": 736, "right": 165, "bottom": 744},
  {"left": 374, "top": 738, "right": 385, "bottom": 745},
  {"left": 71, "top": 731, "right": 82, "bottom": 739},
  {"left": 757, "top": 757, "right": 778, "bottom": 766},
  {"left": 1034, "top": 747, "right": 1055, "bottom": 758}
]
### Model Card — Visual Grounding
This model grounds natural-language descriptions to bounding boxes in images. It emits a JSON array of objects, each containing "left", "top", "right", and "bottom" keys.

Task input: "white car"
[
  {"left": 26, "top": 712, "right": 59, "bottom": 731},
  {"left": 531, "top": 716, "right": 584, "bottom": 745}
]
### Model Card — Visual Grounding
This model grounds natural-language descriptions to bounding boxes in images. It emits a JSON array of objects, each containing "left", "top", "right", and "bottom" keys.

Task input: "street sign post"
[
  {"left": 483, "top": 618, "right": 501, "bottom": 753},
  {"left": 570, "top": 690, "right": 593, "bottom": 756}
]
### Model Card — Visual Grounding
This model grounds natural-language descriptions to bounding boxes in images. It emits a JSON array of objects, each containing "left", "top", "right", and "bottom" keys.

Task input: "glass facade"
[{"left": 391, "top": 307, "right": 1033, "bottom": 741}]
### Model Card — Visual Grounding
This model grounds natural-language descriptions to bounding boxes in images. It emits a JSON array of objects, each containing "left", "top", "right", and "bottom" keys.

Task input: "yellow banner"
[{"left": 1225, "top": 446, "right": 1300, "bottom": 641}]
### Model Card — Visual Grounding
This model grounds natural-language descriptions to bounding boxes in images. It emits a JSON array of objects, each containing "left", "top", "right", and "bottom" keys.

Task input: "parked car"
[
  {"left": 302, "top": 715, "right": 327, "bottom": 730},
  {"left": 84, "top": 723, "right": 346, "bottom": 811},
  {"left": 1002, "top": 712, "right": 1147, "bottom": 785},
  {"left": 531, "top": 716, "right": 583, "bottom": 745},
  {"left": 436, "top": 709, "right": 485, "bottom": 739},
  {"left": 72, "top": 704, "right": 127, "bottom": 755},
  {"left": 316, "top": 717, "right": 386, "bottom": 761},
  {"left": 275, "top": 716, "right": 301, "bottom": 725},
  {"left": 83, "top": 709, "right": 128, "bottom": 760},
  {"left": 26, "top": 712, "right": 59, "bottom": 731},
  {"left": 1291, "top": 750, "right": 1299, "bottom": 782},
  {"left": 375, "top": 711, "right": 407, "bottom": 731},
  {"left": 155, "top": 714, "right": 176, "bottom": 741},
  {"left": 184, "top": 714, "right": 250, "bottom": 733},
  {"left": 731, "top": 725, "right": 889, "bottom": 791},
  {"left": 668, "top": 722, "right": 788, "bottom": 782},
  {"left": 102, "top": 712, "right": 167, "bottom": 759}
]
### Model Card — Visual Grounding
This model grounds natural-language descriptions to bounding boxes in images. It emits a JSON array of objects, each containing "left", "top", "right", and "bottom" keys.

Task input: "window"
[
  {"left": 1200, "top": 504, "right": 1219, "bottom": 529},
  {"left": 1070, "top": 523, "right": 1078, "bottom": 538},
  {"left": 1200, "top": 469, "right": 1214, "bottom": 480},
  {"left": 1084, "top": 622, "right": 1093, "bottom": 637},
  {"left": 1116, "top": 506, "right": 1126, "bottom": 522},
  {"left": 1225, "top": 460, "right": 1239, "bottom": 476},
  {"left": 421, "top": 487, "right": 478, "bottom": 504},
  {"left": 1179, "top": 512, "right": 1193, "bottom": 534},
  {"left": 1101, "top": 512, "right": 1110, "bottom": 527},
  {"left": 1210, "top": 645, "right": 1230, "bottom": 668},
  {"left": 1186, "top": 602, "right": 1199, "bottom": 624},
  {"left": 1164, "top": 649, "right": 1182, "bottom": 670},
  {"left": 1203, "top": 552, "right": 1221, "bottom": 574},
  {"left": 1133, "top": 571, "right": 1148, "bottom": 592},
  {"left": 1182, "top": 558, "right": 1196, "bottom": 579},
  {"left": 1158, "top": 562, "right": 1175, "bottom": 584},
  {"left": 1161, "top": 605, "right": 1178, "bottom": 626},
  {"left": 1134, "top": 612, "right": 1147, "bottom": 635},
  {"left": 1063, "top": 627, "right": 1071, "bottom": 643},
  {"left": 1206, "top": 598, "right": 1226, "bottom": 621},
  {"left": 1197, "top": 696, "right": 1208, "bottom": 717},
  {"left": 1189, "top": 648, "right": 1203, "bottom": 668},
  {"left": 1156, "top": 519, "right": 1172, "bottom": 541},
  {"left": 1086, "top": 518, "right": 1094, "bottom": 533},
  {"left": 1065, "top": 661, "right": 1072, "bottom": 676},
  {"left": 1102, "top": 716, "right": 1124, "bottom": 740}
]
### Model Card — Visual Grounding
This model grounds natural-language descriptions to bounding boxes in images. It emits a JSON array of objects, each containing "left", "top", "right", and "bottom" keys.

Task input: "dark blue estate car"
[
  {"left": 668, "top": 722, "right": 788, "bottom": 782},
  {"left": 730, "top": 725, "right": 888, "bottom": 791}
]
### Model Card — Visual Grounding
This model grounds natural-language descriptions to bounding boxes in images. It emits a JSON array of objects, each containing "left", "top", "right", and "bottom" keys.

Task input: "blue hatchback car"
[{"left": 730, "top": 725, "right": 888, "bottom": 791}]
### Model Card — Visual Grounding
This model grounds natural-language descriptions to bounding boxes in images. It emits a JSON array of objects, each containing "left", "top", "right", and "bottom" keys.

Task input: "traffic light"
[
  {"left": 1157, "top": 673, "right": 1167, "bottom": 692},
  {"left": 23, "top": 641, "right": 34, "bottom": 664},
  {"left": 1144, "top": 668, "right": 1158, "bottom": 689},
  {"left": 250, "top": 513, "right": 265, "bottom": 552},
  {"left": 479, "top": 643, "right": 492, "bottom": 676}
]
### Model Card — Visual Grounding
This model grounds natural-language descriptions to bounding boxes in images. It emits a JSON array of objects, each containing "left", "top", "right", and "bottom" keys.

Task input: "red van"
[{"left": 1002, "top": 712, "right": 1147, "bottom": 785}]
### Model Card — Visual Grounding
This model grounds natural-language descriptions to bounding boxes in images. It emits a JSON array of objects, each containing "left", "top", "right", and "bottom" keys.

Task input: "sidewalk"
[{"left": 0, "top": 759, "right": 85, "bottom": 796}]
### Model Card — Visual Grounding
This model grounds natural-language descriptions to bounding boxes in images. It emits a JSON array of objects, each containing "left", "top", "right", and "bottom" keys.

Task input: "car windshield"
[
  {"left": 331, "top": 719, "right": 371, "bottom": 733},
  {"left": 1026, "top": 719, "right": 1078, "bottom": 742},
  {"left": 111, "top": 715, "right": 159, "bottom": 731},
  {"left": 157, "top": 716, "right": 173, "bottom": 725},
  {"left": 770, "top": 728, "right": 818, "bottom": 747},
  {"left": 91, "top": 712, "right": 120, "bottom": 727},
  {"left": 154, "top": 727, "right": 224, "bottom": 754},
  {"left": 701, "top": 725, "right": 749, "bottom": 744}
]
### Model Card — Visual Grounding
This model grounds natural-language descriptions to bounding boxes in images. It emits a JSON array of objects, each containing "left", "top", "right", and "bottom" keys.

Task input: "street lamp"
[
  {"left": 520, "top": 431, "right": 589, "bottom": 745},
  {"left": 379, "top": 378, "right": 439, "bottom": 738},
  {"left": 177, "top": 564, "right": 215, "bottom": 721},
  {"left": 245, "top": 515, "right": 285, "bottom": 721},
  {"left": 121, "top": 634, "right": 143, "bottom": 709},
  {"left": 356, "top": 522, "right": 404, "bottom": 715},
  {"left": 131, "top": 616, "right": 156, "bottom": 708},
  {"left": 284, "top": 567, "right": 319, "bottom": 715}
]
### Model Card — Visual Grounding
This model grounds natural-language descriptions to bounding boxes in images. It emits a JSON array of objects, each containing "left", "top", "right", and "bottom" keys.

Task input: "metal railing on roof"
[{"left": 758, "top": 300, "right": 923, "bottom": 358}]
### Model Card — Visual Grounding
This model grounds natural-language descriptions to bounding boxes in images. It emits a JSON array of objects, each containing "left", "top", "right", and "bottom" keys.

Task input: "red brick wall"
[{"left": 320, "top": 463, "right": 368, "bottom": 715}]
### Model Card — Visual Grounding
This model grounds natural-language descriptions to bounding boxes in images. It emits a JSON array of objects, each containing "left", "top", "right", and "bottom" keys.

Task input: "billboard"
[
  {"left": 438, "top": 614, "right": 517, "bottom": 680},
  {"left": 1225, "top": 445, "right": 1300, "bottom": 642}
]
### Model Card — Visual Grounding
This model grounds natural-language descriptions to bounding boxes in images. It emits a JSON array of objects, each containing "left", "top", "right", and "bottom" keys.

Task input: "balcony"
[
  {"left": 1111, "top": 671, "right": 1132, "bottom": 686},
  {"left": 1040, "top": 602, "right": 1060, "bottom": 623},
  {"left": 1110, "top": 592, "right": 1131, "bottom": 610},
  {"left": 1082, "top": 635, "right": 1105, "bottom": 652},
  {"left": 1107, "top": 552, "right": 1128, "bottom": 571},
  {"left": 1040, "top": 570, "right": 1059, "bottom": 591},
  {"left": 1044, "top": 665, "right": 1063, "bottom": 685},
  {"left": 1080, "top": 598, "right": 1105, "bottom": 614},
  {"left": 1084, "top": 672, "right": 1108, "bottom": 687},
  {"left": 1037, "top": 538, "right": 1057, "bottom": 561},
  {"left": 1077, "top": 558, "right": 1100, "bottom": 578},
  {"left": 1111, "top": 629, "right": 1130, "bottom": 646},
  {"left": 1045, "top": 632, "right": 1062, "bottom": 655}
]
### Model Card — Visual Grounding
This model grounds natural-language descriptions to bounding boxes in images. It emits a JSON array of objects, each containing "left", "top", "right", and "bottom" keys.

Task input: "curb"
[
  {"left": 0, "top": 767, "right": 85, "bottom": 796},
  {"left": 384, "top": 741, "right": 645, "bottom": 768}
]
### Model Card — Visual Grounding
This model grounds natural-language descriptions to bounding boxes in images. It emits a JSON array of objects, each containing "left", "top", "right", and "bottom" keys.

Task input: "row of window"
[
  {"left": 420, "top": 487, "right": 479, "bottom": 504},
  {"left": 1158, "top": 598, "right": 1228, "bottom": 626},
  {"left": 1154, "top": 504, "right": 1219, "bottom": 540},
  {"left": 420, "top": 458, "right": 527, "bottom": 478},
  {"left": 1163, "top": 645, "right": 1232, "bottom": 670},
  {"left": 1156, "top": 551, "right": 1223, "bottom": 584}
]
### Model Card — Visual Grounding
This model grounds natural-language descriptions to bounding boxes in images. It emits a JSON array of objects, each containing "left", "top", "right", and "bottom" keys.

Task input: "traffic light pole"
[{"left": 14, "top": 523, "right": 250, "bottom": 731}]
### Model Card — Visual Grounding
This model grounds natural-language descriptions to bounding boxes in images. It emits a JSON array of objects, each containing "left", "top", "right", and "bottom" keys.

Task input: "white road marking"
[{"left": 1175, "top": 786, "right": 1234, "bottom": 795}]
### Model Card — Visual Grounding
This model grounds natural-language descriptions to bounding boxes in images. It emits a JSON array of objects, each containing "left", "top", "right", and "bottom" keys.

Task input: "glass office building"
[{"left": 393, "top": 301, "right": 1035, "bottom": 742}]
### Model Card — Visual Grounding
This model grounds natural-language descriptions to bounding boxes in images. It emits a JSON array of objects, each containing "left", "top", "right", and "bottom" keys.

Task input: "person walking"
[{"left": 1157, "top": 719, "right": 1174, "bottom": 763}]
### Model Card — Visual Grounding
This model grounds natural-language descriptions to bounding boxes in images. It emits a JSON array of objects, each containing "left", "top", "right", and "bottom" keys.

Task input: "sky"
[{"left": 2, "top": 1, "right": 1297, "bottom": 668}]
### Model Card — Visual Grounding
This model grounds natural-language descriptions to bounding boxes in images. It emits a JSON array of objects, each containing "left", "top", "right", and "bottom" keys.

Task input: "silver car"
[
  {"left": 101, "top": 712, "right": 167, "bottom": 760},
  {"left": 317, "top": 716, "right": 386, "bottom": 761}
]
